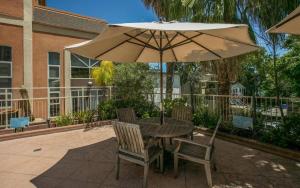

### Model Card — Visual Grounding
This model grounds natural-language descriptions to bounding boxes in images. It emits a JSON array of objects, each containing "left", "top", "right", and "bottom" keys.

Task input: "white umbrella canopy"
[
  {"left": 67, "top": 22, "right": 258, "bottom": 63},
  {"left": 267, "top": 6, "right": 300, "bottom": 35},
  {"left": 66, "top": 21, "right": 258, "bottom": 124}
]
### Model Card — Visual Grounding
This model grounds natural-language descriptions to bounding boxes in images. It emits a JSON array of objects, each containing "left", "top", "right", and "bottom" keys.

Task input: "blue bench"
[{"left": 10, "top": 117, "right": 29, "bottom": 132}]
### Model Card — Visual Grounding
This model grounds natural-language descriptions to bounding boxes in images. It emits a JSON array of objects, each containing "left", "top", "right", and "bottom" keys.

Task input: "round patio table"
[
  {"left": 137, "top": 117, "right": 194, "bottom": 139},
  {"left": 137, "top": 117, "right": 194, "bottom": 171}
]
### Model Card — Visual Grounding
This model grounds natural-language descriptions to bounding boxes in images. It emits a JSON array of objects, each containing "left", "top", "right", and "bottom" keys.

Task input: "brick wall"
[
  {"left": 0, "top": 0, "right": 23, "bottom": 19},
  {"left": 0, "top": 24, "right": 24, "bottom": 89},
  {"left": 32, "top": 31, "right": 84, "bottom": 118}
]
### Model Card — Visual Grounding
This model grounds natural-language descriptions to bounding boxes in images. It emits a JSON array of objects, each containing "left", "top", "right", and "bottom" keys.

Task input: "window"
[
  {"left": 71, "top": 53, "right": 99, "bottom": 79},
  {"left": 0, "top": 46, "right": 12, "bottom": 109},
  {"left": 70, "top": 54, "right": 100, "bottom": 111},
  {"left": 0, "top": 46, "right": 12, "bottom": 88},
  {"left": 48, "top": 52, "right": 60, "bottom": 117}
]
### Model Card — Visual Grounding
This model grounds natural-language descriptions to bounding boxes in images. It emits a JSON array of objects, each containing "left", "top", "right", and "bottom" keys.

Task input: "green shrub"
[
  {"left": 260, "top": 113, "right": 300, "bottom": 150},
  {"left": 115, "top": 98, "right": 159, "bottom": 119},
  {"left": 72, "top": 111, "right": 86, "bottom": 124},
  {"left": 192, "top": 107, "right": 219, "bottom": 128},
  {"left": 98, "top": 99, "right": 117, "bottom": 120},
  {"left": 97, "top": 98, "right": 159, "bottom": 120},
  {"left": 83, "top": 110, "right": 97, "bottom": 123},
  {"left": 163, "top": 97, "right": 187, "bottom": 117},
  {"left": 55, "top": 114, "right": 73, "bottom": 127}
]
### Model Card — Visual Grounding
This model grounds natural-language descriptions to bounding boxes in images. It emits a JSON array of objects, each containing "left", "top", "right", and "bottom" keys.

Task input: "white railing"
[
  {"left": 178, "top": 94, "right": 300, "bottom": 127},
  {"left": 0, "top": 87, "right": 113, "bottom": 128},
  {"left": 0, "top": 87, "right": 299, "bottom": 128}
]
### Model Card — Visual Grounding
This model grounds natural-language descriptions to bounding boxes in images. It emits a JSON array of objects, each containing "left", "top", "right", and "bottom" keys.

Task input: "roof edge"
[{"left": 33, "top": 5, "right": 107, "bottom": 24}]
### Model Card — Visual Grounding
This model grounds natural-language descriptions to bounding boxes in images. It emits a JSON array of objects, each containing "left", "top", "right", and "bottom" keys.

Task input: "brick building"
[{"left": 0, "top": 0, "right": 107, "bottom": 122}]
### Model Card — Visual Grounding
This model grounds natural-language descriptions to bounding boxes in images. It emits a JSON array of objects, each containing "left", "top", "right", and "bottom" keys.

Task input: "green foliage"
[
  {"left": 83, "top": 110, "right": 97, "bottom": 123},
  {"left": 260, "top": 114, "right": 300, "bottom": 149},
  {"left": 98, "top": 100, "right": 117, "bottom": 120},
  {"left": 113, "top": 63, "right": 154, "bottom": 100},
  {"left": 55, "top": 114, "right": 73, "bottom": 127},
  {"left": 192, "top": 107, "right": 219, "bottom": 129},
  {"left": 91, "top": 61, "right": 114, "bottom": 86},
  {"left": 97, "top": 98, "right": 160, "bottom": 120},
  {"left": 280, "top": 36, "right": 300, "bottom": 97},
  {"left": 115, "top": 98, "right": 160, "bottom": 119},
  {"left": 163, "top": 97, "right": 187, "bottom": 117},
  {"left": 72, "top": 110, "right": 96, "bottom": 124},
  {"left": 72, "top": 111, "right": 86, "bottom": 124}
]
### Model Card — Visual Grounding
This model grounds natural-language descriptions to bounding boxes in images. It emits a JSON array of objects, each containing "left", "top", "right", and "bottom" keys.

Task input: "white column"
[
  {"left": 64, "top": 50, "right": 72, "bottom": 113},
  {"left": 23, "top": 0, "right": 33, "bottom": 98}
]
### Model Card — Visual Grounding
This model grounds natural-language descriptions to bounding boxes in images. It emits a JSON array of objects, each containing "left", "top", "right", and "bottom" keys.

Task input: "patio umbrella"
[
  {"left": 66, "top": 21, "right": 258, "bottom": 124},
  {"left": 267, "top": 6, "right": 300, "bottom": 35}
]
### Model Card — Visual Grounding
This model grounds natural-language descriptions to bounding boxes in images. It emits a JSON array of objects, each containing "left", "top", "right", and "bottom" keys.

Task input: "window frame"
[
  {"left": 70, "top": 53, "right": 99, "bottom": 79},
  {"left": 47, "top": 52, "right": 61, "bottom": 117},
  {"left": 0, "top": 46, "right": 12, "bottom": 109}
]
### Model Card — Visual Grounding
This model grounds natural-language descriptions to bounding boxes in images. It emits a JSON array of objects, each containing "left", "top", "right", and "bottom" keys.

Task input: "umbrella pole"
[{"left": 160, "top": 50, "right": 164, "bottom": 125}]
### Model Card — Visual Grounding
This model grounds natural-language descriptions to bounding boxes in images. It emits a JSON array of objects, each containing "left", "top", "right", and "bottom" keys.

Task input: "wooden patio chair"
[
  {"left": 172, "top": 105, "right": 194, "bottom": 139},
  {"left": 112, "top": 121, "right": 163, "bottom": 188},
  {"left": 173, "top": 117, "right": 222, "bottom": 187},
  {"left": 171, "top": 105, "right": 193, "bottom": 123},
  {"left": 116, "top": 108, "right": 137, "bottom": 123}
]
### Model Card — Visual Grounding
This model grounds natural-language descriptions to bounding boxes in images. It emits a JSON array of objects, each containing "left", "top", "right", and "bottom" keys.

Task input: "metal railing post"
[{"left": 5, "top": 89, "right": 8, "bottom": 129}]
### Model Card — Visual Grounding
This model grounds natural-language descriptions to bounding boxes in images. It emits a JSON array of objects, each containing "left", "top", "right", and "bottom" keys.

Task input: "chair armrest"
[{"left": 173, "top": 138, "right": 210, "bottom": 149}]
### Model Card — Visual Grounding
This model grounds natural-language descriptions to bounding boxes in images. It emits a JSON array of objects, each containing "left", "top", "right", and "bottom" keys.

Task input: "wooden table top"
[{"left": 137, "top": 117, "right": 194, "bottom": 138}]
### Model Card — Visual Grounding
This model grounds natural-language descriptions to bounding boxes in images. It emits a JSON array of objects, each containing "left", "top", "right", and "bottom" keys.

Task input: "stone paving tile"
[
  {"left": 0, "top": 126, "right": 298, "bottom": 188},
  {"left": 0, "top": 171, "right": 36, "bottom": 188}
]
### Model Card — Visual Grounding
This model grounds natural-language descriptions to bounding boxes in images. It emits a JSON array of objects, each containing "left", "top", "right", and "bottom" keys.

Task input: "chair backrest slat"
[
  {"left": 172, "top": 105, "right": 193, "bottom": 121},
  {"left": 117, "top": 108, "right": 137, "bottom": 123},
  {"left": 112, "top": 121, "right": 144, "bottom": 155},
  {"left": 209, "top": 117, "right": 222, "bottom": 146}
]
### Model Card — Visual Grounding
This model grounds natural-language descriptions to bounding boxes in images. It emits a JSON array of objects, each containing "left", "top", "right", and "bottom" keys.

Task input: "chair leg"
[
  {"left": 160, "top": 152, "right": 164, "bottom": 173},
  {"left": 174, "top": 154, "right": 178, "bottom": 178},
  {"left": 143, "top": 162, "right": 149, "bottom": 188},
  {"left": 116, "top": 155, "right": 120, "bottom": 180},
  {"left": 204, "top": 163, "right": 212, "bottom": 187}
]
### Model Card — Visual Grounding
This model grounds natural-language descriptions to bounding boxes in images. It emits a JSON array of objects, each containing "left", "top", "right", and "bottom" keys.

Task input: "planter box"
[
  {"left": 0, "top": 120, "right": 111, "bottom": 142},
  {"left": 195, "top": 127, "right": 300, "bottom": 162}
]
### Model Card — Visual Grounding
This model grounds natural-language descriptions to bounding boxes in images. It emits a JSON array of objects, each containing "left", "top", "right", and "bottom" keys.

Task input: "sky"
[{"left": 47, "top": 0, "right": 158, "bottom": 23}]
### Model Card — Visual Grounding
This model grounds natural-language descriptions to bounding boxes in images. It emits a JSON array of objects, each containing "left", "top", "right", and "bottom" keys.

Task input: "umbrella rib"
[
  {"left": 124, "top": 33, "right": 159, "bottom": 51},
  {"left": 178, "top": 32, "right": 223, "bottom": 59},
  {"left": 163, "top": 32, "right": 179, "bottom": 49},
  {"left": 134, "top": 33, "right": 154, "bottom": 62},
  {"left": 165, "top": 41, "right": 192, "bottom": 50},
  {"left": 150, "top": 30, "right": 160, "bottom": 49},
  {"left": 126, "top": 41, "right": 157, "bottom": 50},
  {"left": 197, "top": 31, "right": 258, "bottom": 48},
  {"left": 94, "top": 30, "right": 147, "bottom": 59},
  {"left": 163, "top": 32, "right": 203, "bottom": 51},
  {"left": 163, "top": 31, "right": 178, "bottom": 62}
]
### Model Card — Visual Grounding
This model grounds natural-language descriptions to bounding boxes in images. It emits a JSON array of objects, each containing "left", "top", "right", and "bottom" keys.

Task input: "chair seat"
[
  {"left": 178, "top": 142, "right": 206, "bottom": 159},
  {"left": 119, "top": 145, "right": 162, "bottom": 162}
]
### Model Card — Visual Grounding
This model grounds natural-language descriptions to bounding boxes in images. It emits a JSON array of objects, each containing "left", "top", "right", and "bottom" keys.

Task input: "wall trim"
[{"left": 0, "top": 17, "right": 24, "bottom": 27}]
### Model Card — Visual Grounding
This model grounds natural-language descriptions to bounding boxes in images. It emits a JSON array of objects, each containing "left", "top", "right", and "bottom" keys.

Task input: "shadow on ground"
[{"left": 27, "top": 130, "right": 300, "bottom": 188}]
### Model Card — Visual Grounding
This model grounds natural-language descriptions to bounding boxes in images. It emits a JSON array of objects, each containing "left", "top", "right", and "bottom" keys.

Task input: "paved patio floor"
[{"left": 0, "top": 126, "right": 299, "bottom": 188}]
